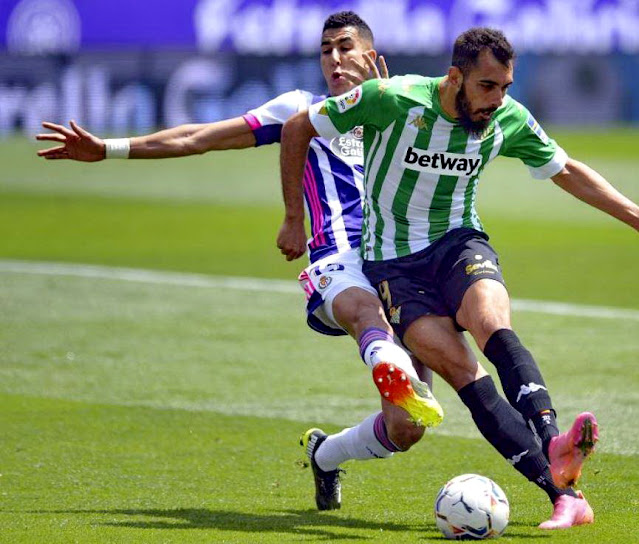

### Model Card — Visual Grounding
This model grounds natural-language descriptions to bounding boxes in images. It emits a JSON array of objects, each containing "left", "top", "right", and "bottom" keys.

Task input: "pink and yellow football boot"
[{"left": 372, "top": 362, "right": 443, "bottom": 428}]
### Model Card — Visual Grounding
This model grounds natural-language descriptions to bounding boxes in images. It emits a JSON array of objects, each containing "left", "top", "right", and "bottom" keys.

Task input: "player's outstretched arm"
[
  {"left": 277, "top": 110, "right": 319, "bottom": 261},
  {"left": 36, "top": 117, "right": 256, "bottom": 161},
  {"left": 551, "top": 158, "right": 639, "bottom": 232}
]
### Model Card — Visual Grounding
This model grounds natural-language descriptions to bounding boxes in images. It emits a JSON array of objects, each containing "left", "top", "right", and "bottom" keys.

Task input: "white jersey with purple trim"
[{"left": 243, "top": 90, "right": 365, "bottom": 264}]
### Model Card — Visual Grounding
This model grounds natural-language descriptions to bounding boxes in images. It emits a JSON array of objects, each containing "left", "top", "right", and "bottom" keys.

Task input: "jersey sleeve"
[
  {"left": 499, "top": 101, "right": 568, "bottom": 179},
  {"left": 243, "top": 90, "right": 307, "bottom": 147},
  {"left": 308, "top": 79, "right": 394, "bottom": 139}
]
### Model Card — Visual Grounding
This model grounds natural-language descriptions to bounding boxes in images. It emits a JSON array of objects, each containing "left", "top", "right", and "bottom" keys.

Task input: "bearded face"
[{"left": 455, "top": 82, "right": 498, "bottom": 138}]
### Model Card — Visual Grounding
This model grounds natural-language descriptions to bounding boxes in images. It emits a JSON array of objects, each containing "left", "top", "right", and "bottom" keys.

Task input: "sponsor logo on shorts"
[
  {"left": 337, "top": 86, "right": 362, "bottom": 113},
  {"left": 389, "top": 305, "right": 401, "bottom": 325},
  {"left": 402, "top": 146, "right": 482, "bottom": 177},
  {"left": 318, "top": 275, "right": 332, "bottom": 289},
  {"left": 465, "top": 259, "right": 498, "bottom": 276}
]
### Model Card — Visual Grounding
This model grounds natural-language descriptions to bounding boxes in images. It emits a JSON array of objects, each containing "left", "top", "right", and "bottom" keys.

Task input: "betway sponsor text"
[{"left": 402, "top": 146, "right": 482, "bottom": 177}]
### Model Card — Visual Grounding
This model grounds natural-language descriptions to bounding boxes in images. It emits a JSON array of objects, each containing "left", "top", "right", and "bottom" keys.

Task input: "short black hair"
[
  {"left": 452, "top": 27, "right": 514, "bottom": 75},
  {"left": 322, "top": 11, "right": 374, "bottom": 45}
]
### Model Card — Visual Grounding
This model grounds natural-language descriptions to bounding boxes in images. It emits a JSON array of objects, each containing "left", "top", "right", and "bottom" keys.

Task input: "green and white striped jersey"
[{"left": 308, "top": 75, "right": 568, "bottom": 261}]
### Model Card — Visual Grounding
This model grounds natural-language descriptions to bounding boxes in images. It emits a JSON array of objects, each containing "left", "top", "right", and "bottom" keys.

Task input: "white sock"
[
  {"left": 314, "top": 412, "right": 398, "bottom": 471},
  {"left": 363, "top": 340, "right": 419, "bottom": 380}
]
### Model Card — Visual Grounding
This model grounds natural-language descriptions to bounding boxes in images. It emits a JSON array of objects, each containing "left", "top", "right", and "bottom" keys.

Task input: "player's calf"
[{"left": 382, "top": 402, "right": 425, "bottom": 450}]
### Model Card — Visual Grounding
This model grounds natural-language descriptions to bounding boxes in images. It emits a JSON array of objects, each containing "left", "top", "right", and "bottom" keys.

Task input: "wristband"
[{"left": 104, "top": 138, "right": 131, "bottom": 159}]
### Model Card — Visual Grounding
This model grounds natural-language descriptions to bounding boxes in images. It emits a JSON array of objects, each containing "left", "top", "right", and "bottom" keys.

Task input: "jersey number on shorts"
[
  {"left": 312, "top": 263, "right": 345, "bottom": 276},
  {"left": 378, "top": 280, "right": 393, "bottom": 311}
]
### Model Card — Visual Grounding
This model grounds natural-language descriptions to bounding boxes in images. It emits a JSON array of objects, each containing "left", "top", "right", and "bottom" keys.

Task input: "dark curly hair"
[{"left": 452, "top": 27, "right": 514, "bottom": 74}]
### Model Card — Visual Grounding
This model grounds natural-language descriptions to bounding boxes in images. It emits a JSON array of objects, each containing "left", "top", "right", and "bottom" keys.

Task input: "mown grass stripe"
[{"left": 1, "top": 259, "right": 639, "bottom": 321}]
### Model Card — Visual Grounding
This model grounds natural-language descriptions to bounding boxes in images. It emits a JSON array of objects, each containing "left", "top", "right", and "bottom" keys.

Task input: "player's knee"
[
  {"left": 386, "top": 419, "right": 425, "bottom": 450},
  {"left": 333, "top": 288, "right": 386, "bottom": 334},
  {"left": 457, "top": 281, "right": 510, "bottom": 334}
]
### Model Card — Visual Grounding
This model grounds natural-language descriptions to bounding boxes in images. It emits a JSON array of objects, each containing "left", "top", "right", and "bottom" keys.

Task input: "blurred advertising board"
[
  {"left": 1, "top": 0, "right": 638, "bottom": 134},
  {"left": 2, "top": 0, "right": 639, "bottom": 55}
]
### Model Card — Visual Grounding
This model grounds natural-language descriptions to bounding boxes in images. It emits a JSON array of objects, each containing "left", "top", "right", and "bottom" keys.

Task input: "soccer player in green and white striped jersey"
[{"left": 278, "top": 27, "right": 639, "bottom": 530}]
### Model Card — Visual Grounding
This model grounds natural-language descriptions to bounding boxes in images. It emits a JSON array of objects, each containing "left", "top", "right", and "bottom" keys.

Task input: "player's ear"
[
  {"left": 366, "top": 48, "right": 378, "bottom": 62},
  {"left": 448, "top": 66, "right": 464, "bottom": 91}
]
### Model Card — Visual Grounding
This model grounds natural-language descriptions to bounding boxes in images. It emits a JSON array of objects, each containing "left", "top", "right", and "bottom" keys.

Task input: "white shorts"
[{"left": 298, "top": 248, "right": 378, "bottom": 336}]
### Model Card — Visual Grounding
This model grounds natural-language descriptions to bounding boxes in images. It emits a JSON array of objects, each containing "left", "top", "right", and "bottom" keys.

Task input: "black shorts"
[{"left": 362, "top": 228, "right": 506, "bottom": 339}]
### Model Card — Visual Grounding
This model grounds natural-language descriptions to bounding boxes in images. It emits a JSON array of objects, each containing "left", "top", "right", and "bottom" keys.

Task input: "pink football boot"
[
  {"left": 539, "top": 491, "right": 594, "bottom": 530},
  {"left": 549, "top": 412, "right": 599, "bottom": 488}
]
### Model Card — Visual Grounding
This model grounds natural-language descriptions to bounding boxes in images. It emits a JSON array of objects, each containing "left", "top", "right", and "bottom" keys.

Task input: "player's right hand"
[
  {"left": 276, "top": 218, "right": 307, "bottom": 261},
  {"left": 36, "top": 120, "right": 106, "bottom": 162}
]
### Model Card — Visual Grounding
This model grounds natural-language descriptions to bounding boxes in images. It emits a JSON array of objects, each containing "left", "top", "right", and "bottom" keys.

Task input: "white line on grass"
[
  {"left": 1, "top": 259, "right": 639, "bottom": 321},
  {"left": 0, "top": 259, "right": 298, "bottom": 294}
]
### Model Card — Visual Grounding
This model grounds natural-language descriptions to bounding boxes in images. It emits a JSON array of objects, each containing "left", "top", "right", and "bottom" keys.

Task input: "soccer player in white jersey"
[
  {"left": 36, "top": 11, "right": 444, "bottom": 512},
  {"left": 279, "top": 27, "right": 639, "bottom": 529}
]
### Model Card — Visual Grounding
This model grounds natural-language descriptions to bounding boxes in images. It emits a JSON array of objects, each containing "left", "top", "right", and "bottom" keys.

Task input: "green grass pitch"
[{"left": 1, "top": 131, "right": 638, "bottom": 543}]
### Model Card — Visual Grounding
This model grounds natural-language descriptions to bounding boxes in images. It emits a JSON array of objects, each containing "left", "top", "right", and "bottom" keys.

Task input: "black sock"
[
  {"left": 483, "top": 329, "right": 559, "bottom": 455},
  {"left": 530, "top": 410, "right": 559, "bottom": 460},
  {"left": 458, "top": 376, "right": 568, "bottom": 501},
  {"left": 535, "top": 467, "right": 578, "bottom": 503}
]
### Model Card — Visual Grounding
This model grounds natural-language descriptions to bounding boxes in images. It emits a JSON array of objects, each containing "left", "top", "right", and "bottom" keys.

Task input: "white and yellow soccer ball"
[{"left": 434, "top": 474, "right": 510, "bottom": 540}]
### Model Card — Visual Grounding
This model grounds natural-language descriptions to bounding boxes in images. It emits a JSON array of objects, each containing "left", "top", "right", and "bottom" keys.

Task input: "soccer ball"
[{"left": 434, "top": 474, "right": 509, "bottom": 540}]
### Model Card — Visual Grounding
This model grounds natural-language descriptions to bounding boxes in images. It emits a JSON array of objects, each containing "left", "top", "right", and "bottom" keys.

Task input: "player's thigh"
[
  {"left": 455, "top": 279, "right": 512, "bottom": 350},
  {"left": 381, "top": 399, "right": 425, "bottom": 450},
  {"left": 332, "top": 286, "right": 389, "bottom": 338},
  {"left": 403, "top": 315, "right": 488, "bottom": 391},
  {"left": 437, "top": 229, "right": 508, "bottom": 331}
]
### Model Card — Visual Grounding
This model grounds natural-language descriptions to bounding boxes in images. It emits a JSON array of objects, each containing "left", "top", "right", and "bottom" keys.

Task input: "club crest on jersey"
[
  {"left": 402, "top": 146, "right": 482, "bottom": 177},
  {"left": 330, "top": 127, "right": 363, "bottom": 160},
  {"left": 527, "top": 113, "right": 549, "bottom": 144},
  {"left": 337, "top": 86, "right": 362, "bottom": 113}
]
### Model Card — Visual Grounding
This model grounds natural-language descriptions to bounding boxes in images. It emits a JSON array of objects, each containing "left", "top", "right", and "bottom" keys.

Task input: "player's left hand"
[
  {"left": 276, "top": 218, "right": 307, "bottom": 261},
  {"left": 342, "top": 53, "right": 389, "bottom": 86}
]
